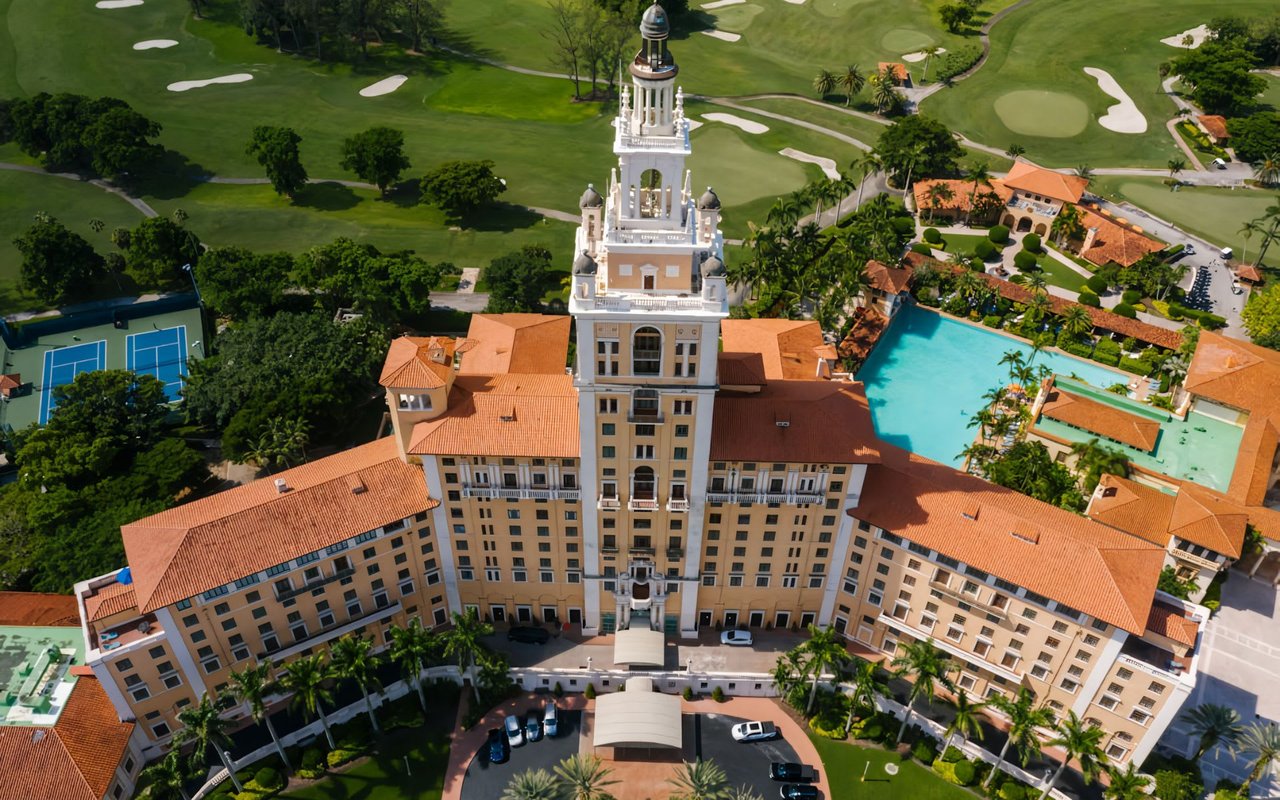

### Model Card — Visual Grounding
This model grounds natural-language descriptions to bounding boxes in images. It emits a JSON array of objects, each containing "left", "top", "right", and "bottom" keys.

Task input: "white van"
[
  {"left": 1211, "top": 157, "right": 1228, "bottom": 170},
  {"left": 1220, "top": 247, "right": 1234, "bottom": 261}
]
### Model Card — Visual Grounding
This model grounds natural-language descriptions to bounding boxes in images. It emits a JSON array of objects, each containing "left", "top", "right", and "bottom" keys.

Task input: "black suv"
[
  {"left": 507, "top": 626, "right": 551, "bottom": 644},
  {"left": 770, "top": 763, "right": 815, "bottom": 782}
]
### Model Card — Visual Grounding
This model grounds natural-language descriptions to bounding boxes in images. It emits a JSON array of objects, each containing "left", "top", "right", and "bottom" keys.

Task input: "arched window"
[
  {"left": 632, "top": 327, "right": 661, "bottom": 375},
  {"left": 632, "top": 466, "right": 656, "bottom": 500},
  {"left": 639, "top": 169, "right": 663, "bottom": 218}
]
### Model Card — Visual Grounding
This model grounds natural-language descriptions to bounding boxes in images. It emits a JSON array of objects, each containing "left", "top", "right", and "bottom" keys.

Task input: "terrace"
[{"left": 0, "top": 625, "right": 84, "bottom": 726}]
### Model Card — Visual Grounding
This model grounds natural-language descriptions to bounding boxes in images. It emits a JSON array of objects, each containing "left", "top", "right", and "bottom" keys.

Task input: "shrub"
[
  {"left": 809, "top": 710, "right": 848, "bottom": 739},
  {"left": 1013, "top": 251, "right": 1037, "bottom": 271},
  {"left": 912, "top": 737, "right": 938, "bottom": 764},
  {"left": 554, "top": 682, "right": 564, "bottom": 697},
  {"left": 1086, "top": 275, "right": 1109, "bottom": 294},
  {"left": 682, "top": 686, "right": 693, "bottom": 700},
  {"left": 1199, "top": 313, "right": 1227, "bottom": 330},
  {"left": 585, "top": 683, "right": 597, "bottom": 700},
  {"left": 924, "top": 227, "right": 942, "bottom": 244},
  {"left": 941, "top": 745, "right": 964, "bottom": 763},
  {"left": 1000, "top": 782, "right": 1027, "bottom": 800},
  {"left": 974, "top": 240, "right": 998, "bottom": 261},
  {"left": 253, "top": 767, "right": 283, "bottom": 791},
  {"left": 1078, "top": 291, "right": 1101, "bottom": 307},
  {"left": 1155, "top": 769, "right": 1204, "bottom": 800},
  {"left": 327, "top": 748, "right": 361, "bottom": 768},
  {"left": 954, "top": 760, "right": 977, "bottom": 786},
  {"left": 1092, "top": 350, "right": 1120, "bottom": 366},
  {"left": 1066, "top": 341, "right": 1094, "bottom": 358},
  {"left": 982, "top": 314, "right": 1003, "bottom": 328},
  {"left": 912, "top": 242, "right": 934, "bottom": 255},
  {"left": 1113, "top": 303, "right": 1138, "bottom": 318},
  {"left": 1122, "top": 289, "right": 1141, "bottom": 304},
  {"left": 891, "top": 216, "right": 915, "bottom": 235},
  {"left": 1119, "top": 357, "right": 1153, "bottom": 376},
  {"left": 711, "top": 686, "right": 726, "bottom": 703},
  {"left": 1022, "top": 233, "right": 1041, "bottom": 252},
  {"left": 988, "top": 224, "right": 1010, "bottom": 244},
  {"left": 301, "top": 748, "right": 326, "bottom": 772},
  {"left": 935, "top": 45, "right": 983, "bottom": 83}
]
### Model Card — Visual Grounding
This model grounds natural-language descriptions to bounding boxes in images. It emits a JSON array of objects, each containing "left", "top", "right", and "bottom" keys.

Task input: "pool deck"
[{"left": 0, "top": 625, "right": 85, "bottom": 726}]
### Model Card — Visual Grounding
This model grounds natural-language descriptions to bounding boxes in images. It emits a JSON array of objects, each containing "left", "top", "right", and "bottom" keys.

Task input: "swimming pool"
[{"left": 857, "top": 305, "right": 1125, "bottom": 466}]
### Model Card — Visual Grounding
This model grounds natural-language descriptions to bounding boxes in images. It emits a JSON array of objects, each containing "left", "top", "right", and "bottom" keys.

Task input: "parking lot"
[{"left": 460, "top": 705, "right": 583, "bottom": 800}]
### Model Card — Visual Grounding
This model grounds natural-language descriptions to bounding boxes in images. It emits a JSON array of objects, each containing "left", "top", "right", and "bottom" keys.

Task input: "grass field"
[
  {"left": 921, "top": 0, "right": 1278, "bottom": 168},
  {"left": 809, "top": 735, "right": 976, "bottom": 800},
  {"left": 1090, "top": 176, "right": 1279, "bottom": 260}
]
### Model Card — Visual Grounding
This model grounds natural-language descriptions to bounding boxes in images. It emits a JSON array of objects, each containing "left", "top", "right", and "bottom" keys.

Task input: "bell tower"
[{"left": 570, "top": 2, "right": 727, "bottom": 638}]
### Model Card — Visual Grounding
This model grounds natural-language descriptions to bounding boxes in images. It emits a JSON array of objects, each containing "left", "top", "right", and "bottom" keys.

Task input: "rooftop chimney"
[{"left": 274, "top": 478, "right": 290, "bottom": 494}]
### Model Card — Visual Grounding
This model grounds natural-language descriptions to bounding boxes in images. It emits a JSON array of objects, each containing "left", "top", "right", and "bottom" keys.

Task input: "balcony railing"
[
  {"left": 666, "top": 498, "right": 690, "bottom": 512},
  {"left": 258, "top": 601, "right": 402, "bottom": 662},
  {"left": 628, "top": 497, "right": 660, "bottom": 512},
  {"left": 666, "top": 548, "right": 684, "bottom": 559},
  {"left": 1171, "top": 545, "right": 1221, "bottom": 570},
  {"left": 598, "top": 496, "right": 621, "bottom": 511},
  {"left": 275, "top": 567, "right": 356, "bottom": 601},
  {"left": 927, "top": 577, "right": 1010, "bottom": 618},
  {"left": 462, "top": 485, "right": 579, "bottom": 501},
  {"left": 627, "top": 411, "right": 666, "bottom": 424},
  {"left": 706, "top": 490, "right": 824, "bottom": 505}
]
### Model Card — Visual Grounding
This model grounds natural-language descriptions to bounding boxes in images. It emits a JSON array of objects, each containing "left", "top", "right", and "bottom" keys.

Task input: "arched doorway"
[
  {"left": 1034, "top": 223, "right": 1048, "bottom": 236},
  {"left": 632, "top": 328, "right": 662, "bottom": 375},
  {"left": 1016, "top": 216, "right": 1033, "bottom": 233},
  {"left": 632, "top": 466, "right": 656, "bottom": 500}
]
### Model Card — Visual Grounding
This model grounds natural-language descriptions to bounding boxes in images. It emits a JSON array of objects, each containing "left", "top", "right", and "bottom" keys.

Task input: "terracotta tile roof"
[
  {"left": 1146, "top": 602, "right": 1199, "bottom": 647},
  {"left": 1002, "top": 162, "right": 1089, "bottom": 204},
  {"left": 1235, "top": 264, "right": 1263, "bottom": 283},
  {"left": 0, "top": 592, "right": 79, "bottom": 627},
  {"left": 83, "top": 582, "right": 137, "bottom": 623},
  {"left": 460, "top": 314, "right": 571, "bottom": 376},
  {"left": 1087, "top": 475, "right": 1176, "bottom": 547},
  {"left": 0, "top": 373, "right": 20, "bottom": 398},
  {"left": 1198, "top": 115, "right": 1229, "bottom": 140},
  {"left": 877, "top": 62, "right": 910, "bottom": 83},
  {"left": 711, "top": 380, "right": 882, "bottom": 464},
  {"left": 721, "top": 319, "right": 831, "bottom": 381},
  {"left": 838, "top": 306, "right": 889, "bottom": 362},
  {"left": 859, "top": 446, "right": 1164, "bottom": 634},
  {"left": 1186, "top": 332, "right": 1280, "bottom": 419},
  {"left": 1087, "top": 475, "right": 1247, "bottom": 559},
  {"left": 408, "top": 373, "right": 579, "bottom": 458},
  {"left": 122, "top": 437, "right": 436, "bottom": 613},
  {"left": 1078, "top": 208, "right": 1164, "bottom": 268},
  {"left": 1170, "top": 484, "right": 1249, "bottom": 558},
  {"left": 717, "top": 352, "right": 768, "bottom": 386},
  {"left": 864, "top": 260, "right": 913, "bottom": 295},
  {"left": 1038, "top": 387, "right": 1162, "bottom": 452},
  {"left": 912, "top": 178, "right": 1012, "bottom": 214},
  {"left": 0, "top": 676, "right": 134, "bottom": 800},
  {"left": 379, "top": 336, "right": 461, "bottom": 388}
]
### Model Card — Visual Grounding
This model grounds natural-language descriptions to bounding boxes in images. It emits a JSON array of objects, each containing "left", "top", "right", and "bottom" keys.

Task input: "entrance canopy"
[
  {"left": 593, "top": 676, "right": 682, "bottom": 749},
  {"left": 613, "top": 626, "right": 666, "bottom": 667}
]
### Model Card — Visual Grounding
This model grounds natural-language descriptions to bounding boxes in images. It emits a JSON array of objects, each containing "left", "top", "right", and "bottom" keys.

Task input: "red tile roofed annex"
[
  {"left": 864, "top": 260, "right": 913, "bottom": 295},
  {"left": 912, "top": 178, "right": 1012, "bottom": 214},
  {"left": 858, "top": 445, "right": 1166, "bottom": 634},
  {"left": 1146, "top": 602, "right": 1200, "bottom": 648},
  {"left": 839, "top": 306, "right": 889, "bottom": 363},
  {"left": 1198, "top": 115, "right": 1229, "bottom": 140},
  {"left": 379, "top": 336, "right": 464, "bottom": 388},
  {"left": 720, "top": 319, "right": 832, "bottom": 381},
  {"left": 83, "top": 582, "right": 137, "bottom": 623},
  {"left": 1001, "top": 162, "right": 1089, "bottom": 205},
  {"left": 1038, "top": 386, "right": 1162, "bottom": 452},
  {"left": 0, "top": 592, "right": 79, "bottom": 627},
  {"left": 1087, "top": 475, "right": 1248, "bottom": 559},
  {"left": 408, "top": 373, "right": 580, "bottom": 458},
  {"left": 1078, "top": 207, "right": 1164, "bottom": 269},
  {"left": 0, "top": 676, "right": 134, "bottom": 800},
  {"left": 459, "top": 315, "right": 572, "bottom": 376},
  {"left": 121, "top": 437, "right": 437, "bottom": 613},
  {"left": 877, "top": 62, "right": 911, "bottom": 84},
  {"left": 711, "top": 380, "right": 882, "bottom": 465}
]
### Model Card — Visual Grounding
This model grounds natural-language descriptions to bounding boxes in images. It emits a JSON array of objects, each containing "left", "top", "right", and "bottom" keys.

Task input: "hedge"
[
  {"left": 327, "top": 748, "right": 361, "bottom": 768},
  {"left": 1000, "top": 782, "right": 1028, "bottom": 800},
  {"left": 935, "top": 45, "right": 983, "bottom": 83},
  {"left": 988, "top": 224, "right": 1010, "bottom": 244},
  {"left": 1022, "top": 233, "right": 1041, "bottom": 252},
  {"left": 911, "top": 242, "right": 934, "bottom": 255},
  {"left": 1013, "top": 250, "right": 1037, "bottom": 271},
  {"left": 912, "top": 738, "right": 939, "bottom": 765},
  {"left": 1065, "top": 341, "right": 1094, "bottom": 358},
  {"left": 1122, "top": 289, "right": 1141, "bottom": 304},
  {"left": 1086, "top": 275, "right": 1109, "bottom": 294},
  {"left": 974, "top": 240, "right": 998, "bottom": 260},
  {"left": 1119, "top": 357, "right": 1154, "bottom": 376},
  {"left": 934, "top": 756, "right": 977, "bottom": 786},
  {"left": 254, "top": 767, "right": 283, "bottom": 791},
  {"left": 924, "top": 227, "right": 942, "bottom": 244},
  {"left": 1112, "top": 303, "right": 1138, "bottom": 318},
  {"left": 1078, "top": 291, "right": 1101, "bottom": 307},
  {"left": 983, "top": 314, "right": 1003, "bottom": 328}
]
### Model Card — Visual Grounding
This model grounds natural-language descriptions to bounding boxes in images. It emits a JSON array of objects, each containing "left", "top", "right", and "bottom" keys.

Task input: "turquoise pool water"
[{"left": 857, "top": 305, "right": 1125, "bottom": 466}]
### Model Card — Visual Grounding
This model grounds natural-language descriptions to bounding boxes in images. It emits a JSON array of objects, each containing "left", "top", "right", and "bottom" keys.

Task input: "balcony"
[
  {"left": 275, "top": 567, "right": 356, "bottom": 601},
  {"left": 666, "top": 548, "right": 684, "bottom": 560},
  {"left": 705, "top": 490, "right": 825, "bottom": 506},
  {"left": 1170, "top": 545, "right": 1222, "bottom": 570},
  {"left": 878, "top": 613, "right": 1022, "bottom": 683},
  {"left": 258, "top": 601, "right": 402, "bottom": 662},
  {"left": 598, "top": 495, "right": 621, "bottom": 511},
  {"left": 462, "top": 485, "right": 579, "bottom": 501},
  {"left": 628, "top": 497, "right": 660, "bottom": 512},
  {"left": 1006, "top": 196, "right": 1061, "bottom": 218},
  {"left": 1119, "top": 637, "right": 1190, "bottom": 680},
  {"left": 666, "top": 498, "right": 690, "bottom": 512},
  {"left": 627, "top": 411, "right": 666, "bottom": 424},
  {"left": 629, "top": 546, "right": 656, "bottom": 556},
  {"left": 927, "top": 576, "right": 1009, "bottom": 619},
  {"left": 595, "top": 294, "right": 713, "bottom": 312}
]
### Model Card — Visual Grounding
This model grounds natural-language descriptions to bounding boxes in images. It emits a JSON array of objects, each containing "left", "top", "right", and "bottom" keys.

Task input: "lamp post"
[{"left": 181, "top": 262, "right": 202, "bottom": 306}]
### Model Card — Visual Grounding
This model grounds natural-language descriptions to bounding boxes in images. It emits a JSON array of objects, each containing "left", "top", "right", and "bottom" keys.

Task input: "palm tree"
[
  {"left": 388, "top": 618, "right": 438, "bottom": 712},
  {"left": 1104, "top": 763, "right": 1151, "bottom": 800},
  {"left": 983, "top": 687, "right": 1055, "bottom": 788},
  {"left": 959, "top": 442, "right": 998, "bottom": 470},
  {"left": 667, "top": 759, "right": 731, "bottom": 800},
  {"left": 1075, "top": 164, "right": 1095, "bottom": 181},
  {"left": 1167, "top": 157, "right": 1187, "bottom": 182},
  {"left": 839, "top": 65, "right": 866, "bottom": 107},
  {"left": 330, "top": 634, "right": 384, "bottom": 735},
  {"left": 175, "top": 694, "right": 243, "bottom": 794},
  {"left": 141, "top": 750, "right": 192, "bottom": 800},
  {"left": 814, "top": 69, "right": 836, "bottom": 99},
  {"left": 554, "top": 754, "right": 619, "bottom": 800},
  {"left": 926, "top": 182, "right": 955, "bottom": 223},
  {"left": 1253, "top": 153, "right": 1280, "bottom": 187},
  {"left": 943, "top": 690, "right": 987, "bottom": 752},
  {"left": 999, "top": 349, "right": 1026, "bottom": 380},
  {"left": 1254, "top": 203, "right": 1280, "bottom": 267},
  {"left": 1006, "top": 143, "right": 1026, "bottom": 162},
  {"left": 1069, "top": 438, "right": 1130, "bottom": 492},
  {"left": 503, "top": 768, "right": 561, "bottom": 800},
  {"left": 445, "top": 609, "right": 495, "bottom": 703},
  {"left": 872, "top": 71, "right": 898, "bottom": 114},
  {"left": 1025, "top": 293, "right": 1052, "bottom": 326},
  {"left": 890, "top": 638, "right": 953, "bottom": 743},
  {"left": 964, "top": 162, "right": 992, "bottom": 225},
  {"left": 1239, "top": 219, "right": 1265, "bottom": 265},
  {"left": 1037, "top": 712, "right": 1105, "bottom": 800},
  {"left": 853, "top": 153, "right": 882, "bottom": 210},
  {"left": 228, "top": 662, "right": 290, "bottom": 770},
  {"left": 279, "top": 653, "right": 337, "bottom": 749},
  {"left": 1157, "top": 60, "right": 1172, "bottom": 91},
  {"left": 1052, "top": 203, "right": 1085, "bottom": 246},
  {"left": 844, "top": 659, "right": 889, "bottom": 734},
  {"left": 921, "top": 46, "right": 943, "bottom": 82},
  {"left": 1025, "top": 273, "right": 1048, "bottom": 295},
  {"left": 798, "top": 624, "right": 850, "bottom": 714},
  {"left": 1060, "top": 305, "right": 1094, "bottom": 339},
  {"left": 1234, "top": 722, "right": 1280, "bottom": 795},
  {"left": 728, "top": 787, "right": 765, "bottom": 800}
]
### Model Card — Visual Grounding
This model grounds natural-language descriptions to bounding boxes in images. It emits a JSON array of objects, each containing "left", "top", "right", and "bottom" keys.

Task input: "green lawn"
[
  {"left": 932, "top": 233, "right": 1006, "bottom": 253},
  {"left": 1260, "top": 74, "right": 1280, "bottom": 112},
  {"left": 1031, "top": 248, "right": 1090, "bottom": 292},
  {"left": 1090, "top": 176, "right": 1279, "bottom": 262},
  {"left": 281, "top": 732, "right": 450, "bottom": 800},
  {"left": 810, "top": 735, "right": 977, "bottom": 800},
  {"left": 920, "top": 0, "right": 1278, "bottom": 168}
]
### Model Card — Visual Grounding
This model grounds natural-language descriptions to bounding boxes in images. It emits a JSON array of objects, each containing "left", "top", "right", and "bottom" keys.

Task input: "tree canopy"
[
  {"left": 1170, "top": 40, "right": 1267, "bottom": 115},
  {"left": 339, "top": 127, "right": 411, "bottom": 194},
  {"left": 874, "top": 115, "right": 964, "bottom": 184},
  {"left": 246, "top": 126, "right": 309, "bottom": 197},
  {"left": 1227, "top": 113, "right": 1280, "bottom": 166},
  {"left": 420, "top": 160, "right": 507, "bottom": 218},
  {"left": 13, "top": 215, "right": 106, "bottom": 304},
  {"left": 984, "top": 441, "right": 1084, "bottom": 511},
  {"left": 1, "top": 92, "right": 162, "bottom": 177},
  {"left": 483, "top": 245, "right": 557, "bottom": 313},
  {"left": 123, "top": 215, "right": 202, "bottom": 288},
  {"left": 296, "top": 237, "right": 447, "bottom": 321},
  {"left": 1242, "top": 283, "right": 1280, "bottom": 347},
  {"left": 196, "top": 247, "right": 293, "bottom": 320}
]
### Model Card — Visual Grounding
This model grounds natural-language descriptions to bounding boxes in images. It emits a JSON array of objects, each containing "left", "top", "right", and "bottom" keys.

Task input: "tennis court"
[
  {"left": 38, "top": 340, "right": 107, "bottom": 424},
  {"left": 127, "top": 325, "right": 189, "bottom": 401}
]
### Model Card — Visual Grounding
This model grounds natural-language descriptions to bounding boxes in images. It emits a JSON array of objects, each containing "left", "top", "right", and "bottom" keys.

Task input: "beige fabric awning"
[
  {"left": 593, "top": 676, "right": 682, "bottom": 749},
  {"left": 613, "top": 626, "right": 666, "bottom": 667}
]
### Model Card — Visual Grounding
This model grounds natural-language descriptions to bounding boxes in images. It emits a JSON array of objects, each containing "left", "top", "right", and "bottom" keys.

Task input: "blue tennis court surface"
[
  {"left": 39, "top": 340, "right": 107, "bottom": 424},
  {"left": 127, "top": 326, "right": 189, "bottom": 401}
]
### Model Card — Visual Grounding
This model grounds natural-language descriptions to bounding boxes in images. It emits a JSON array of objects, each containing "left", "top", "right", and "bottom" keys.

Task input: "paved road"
[{"left": 431, "top": 291, "right": 491, "bottom": 313}]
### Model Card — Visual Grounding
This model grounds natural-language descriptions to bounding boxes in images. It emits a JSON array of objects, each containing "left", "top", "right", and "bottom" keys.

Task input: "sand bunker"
[
  {"left": 779, "top": 148, "right": 841, "bottom": 180},
  {"left": 1161, "top": 24, "right": 1209, "bottom": 49},
  {"left": 686, "top": 119, "right": 705, "bottom": 131},
  {"left": 1083, "top": 67, "right": 1147, "bottom": 134},
  {"left": 902, "top": 47, "right": 945, "bottom": 63},
  {"left": 703, "top": 112, "right": 769, "bottom": 134},
  {"left": 167, "top": 73, "right": 254, "bottom": 92},
  {"left": 783, "top": 0, "right": 808, "bottom": 4},
  {"left": 359, "top": 75, "right": 408, "bottom": 97},
  {"left": 96, "top": 0, "right": 143, "bottom": 7},
  {"left": 701, "top": 29, "right": 741, "bottom": 42},
  {"left": 133, "top": 39, "right": 178, "bottom": 50},
  {"left": 701, "top": 0, "right": 744, "bottom": 8}
]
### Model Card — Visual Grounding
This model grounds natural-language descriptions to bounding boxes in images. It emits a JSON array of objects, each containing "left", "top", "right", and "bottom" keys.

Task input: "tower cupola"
[{"left": 632, "top": 2, "right": 678, "bottom": 80}]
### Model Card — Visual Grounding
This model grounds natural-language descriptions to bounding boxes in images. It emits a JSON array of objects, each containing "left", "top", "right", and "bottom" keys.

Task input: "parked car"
[
  {"left": 487, "top": 728, "right": 509, "bottom": 764},
  {"left": 543, "top": 701, "right": 559, "bottom": 737},
  {"left": 507, "top": 626, "right": 551, "bottom": 644},
  {"left": 731, "top": 720, "right": 779, "bottom": 742},
  {"left": 770, "top": 763, "right": 816, "bottom": 782},
  {"left": 720, "top": 629, "right": 753, "bottom": 647},
  {"left": 525, "top": 714, "right": 543, "bottom": 742},
  {"left": 779, "top": 785, "right": 820, "bottom": 799},
  {"left": 1212, "top": 157, "right": 1228, "bottom": 170},
  {"left": 1220, "top": 247, "right": 1234, "bottom": 260},
  {"left": 505, "top": 713, "right": 525, "bottom": 746},
  {"left": 1183, "top": 243, "right": 1196, "bottom": 255},
  {"left": 1232, "top": 281, "right": 1244, "bottom": 295}
]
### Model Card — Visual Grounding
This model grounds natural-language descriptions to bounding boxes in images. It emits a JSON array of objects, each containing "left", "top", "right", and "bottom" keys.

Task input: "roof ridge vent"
[
  {"left": 1010, "top": 522, "right": 1040, "bottom": 545},
  {"left": 346, "top": 474, "right": 367, "bottom": 495},
  {"left": 775, "top": 412, "right": 791, "bottom": 428},
  {"left": 274, "top": 478, "right": 291, "bottom": 494}
]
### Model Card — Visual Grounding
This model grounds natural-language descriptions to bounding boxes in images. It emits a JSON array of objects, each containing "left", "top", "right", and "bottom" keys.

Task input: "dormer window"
[{"left": 398, "top": 393, "right": 432, "bottom": 411}]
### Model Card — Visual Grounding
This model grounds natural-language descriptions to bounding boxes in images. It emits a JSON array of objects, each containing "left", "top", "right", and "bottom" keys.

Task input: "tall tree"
[
  {"left": 797, "top": 624, "right": 850, "bottom": 715},
  {"left": 195, "top": 247, "right": 293, "bottom": 320},
  {"left": 124, "top": 215, "right": 201, "bottom": 288},
  {"left": 228, "top": 662, "right": 291, "bottom": 769},
  {"left": 983, "top": 687, "right": 1055, "bottom": 787},
  {"left": 387, "top": 618, "right": 438, "bottom": 711},
  {"left": 1103, "top": 763, "right": 1151, "bottom": 800},
  {"left": 175, "top": 694, "right": 243, "bottom": 794},
  {"left": 246, "top": 126, "right": 309, "bottom": 197},
  {"left": 339, "top": 126, "right": 411, "bottom": 194},
  {"left": 394, "top": 0, "right": 442, "bottom": 52},
  {"left": 420, "top": 160, "right": 508, "bottom": 218},
  {"left": 330, "top": 634, "right": 385, "bottom": 734},
  {"left": 1181, "top": 704, "right": 1243, "bottom": 760},
  {"left": 444, "top": 609, "right": 495, "bottom": 702},
  {"left": 890, "top": 638, "right": 953, "bottom": 743},
  {"left": 843, "top": 659, "right": 889, "bottom": 734},
  {"left": 1235, "top": 722, "right": 1280, "bottom": 796},
  {"left": 554, "top": 754, "right": 618, "bottom": 800},
  {"left": 1068, "top": 438, "right": 1130, "bottom": 493},
  {"left": 279, "top": 653, "right": 337, "bottom": 749},
  {"left": 814, "top": 69, "right": 836, "bottom": 98},
  {"left": 964, "top": 161, "right": 992, "bottom": 225},
  {"left": 484, "top": 245, "right": 555, "bottom": 313},
  {"left": 666, "top": 759, "right": 731, "bottom": 800},
  {"left": 874, "top": 116, "right": 964, "bottom": 186},
  {"left": 1037, "top": 712, "right": 1105, "bottom": 800},
  {"left": 13, "top": 215, "right": 105, "bottom": 304},
  {"left": 140, "top": 749, "right": 192, "bottom": 800},
  {"left": 839, "top": 65, "right": 866, "bottom": 107},
  {"left": 546, "top": 0, "right": 586, "bottom": 99},
  {"left": 942, "top": 689, "right": 986, "bottom": 751}
]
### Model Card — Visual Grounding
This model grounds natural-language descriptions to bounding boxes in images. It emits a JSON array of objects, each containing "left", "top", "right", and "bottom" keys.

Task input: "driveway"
[{"left": 460, "top": 705, "right": 583, "bottom": 800}]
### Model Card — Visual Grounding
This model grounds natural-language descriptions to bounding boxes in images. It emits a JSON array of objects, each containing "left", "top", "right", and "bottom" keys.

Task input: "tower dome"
[
  {"left": 573, "top": 250, "right": 599, "bottom": 276},
  {"left": 579, "top": 183, "right": 603, "bottom": 208},
  {"left": 697, "top": 187, "right": 721, "bottom": 210},
  {"left": 701, "top": 255, "right": 727, "bottom": 278},
  {"left": 640, "top": 2, "right": 670, "bottom": 40}
]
